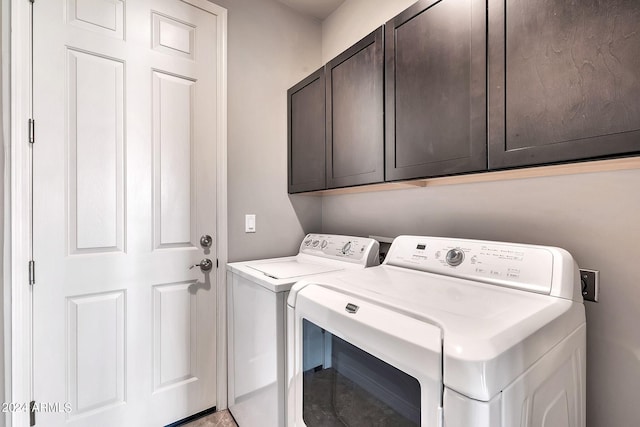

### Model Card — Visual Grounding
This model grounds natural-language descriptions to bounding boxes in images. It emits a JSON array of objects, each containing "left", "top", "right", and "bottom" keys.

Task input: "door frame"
[{"left": 5, "top": 1, "right": 228, "bottom": 425}]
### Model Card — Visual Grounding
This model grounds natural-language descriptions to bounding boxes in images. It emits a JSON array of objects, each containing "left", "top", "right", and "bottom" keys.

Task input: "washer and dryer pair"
[{"left": 229, "top": 234, "right": 586, "bottom": 427}]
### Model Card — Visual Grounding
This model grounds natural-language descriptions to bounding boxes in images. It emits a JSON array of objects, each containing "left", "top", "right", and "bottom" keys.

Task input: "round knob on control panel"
[
  {"left": 321, "top": 240, "right": 328, "bottom": 249},
  {"left": 312, "top": 240, "right": 319, "bottom": 247},
  {"left": 304, "top": 239, "right": 312, "bottom": 246},
  {"left": 341, "top": 241, "right": 352, "bottom": 254},
  {"left": 446, "top": 248, "right": 465, "bottom": 266}
]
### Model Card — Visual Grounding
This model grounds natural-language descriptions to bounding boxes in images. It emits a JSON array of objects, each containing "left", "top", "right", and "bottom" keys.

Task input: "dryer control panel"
[
  {"left": 299, "top": 234, "right": 379, "bottom": 266},
  {"left": 384, "top": 236, "right": 561, "bottom": 295}
]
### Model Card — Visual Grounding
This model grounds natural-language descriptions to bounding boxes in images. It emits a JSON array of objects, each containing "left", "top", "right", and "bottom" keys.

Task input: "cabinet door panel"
[
  {"left": 288, "top": 68, "right": 326, "bottom": 193},
  {"left": 326, "top": 27, "right": 384, "bottom": 189},
  {"left": 386, "top": 0, "right": 487, "bottom": 181},
  {"left": 489, "top": 0, "right": 640, "bottom": 169}
]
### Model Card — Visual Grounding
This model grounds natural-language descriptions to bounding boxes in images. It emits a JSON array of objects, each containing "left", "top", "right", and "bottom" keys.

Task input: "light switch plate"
[{"left": 245, "top": 214, "right": 256, "bottom": 233}]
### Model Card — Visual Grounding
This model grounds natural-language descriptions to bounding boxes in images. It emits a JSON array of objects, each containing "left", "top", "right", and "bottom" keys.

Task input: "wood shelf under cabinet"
[{"left": 299, "top": 157, "right": 640, "bottom": 196}]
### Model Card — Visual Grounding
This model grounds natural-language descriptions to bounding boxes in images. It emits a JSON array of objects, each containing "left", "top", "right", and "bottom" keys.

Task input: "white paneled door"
[{"left": 32, "top": 1, "right": 223, "bottom": 425}]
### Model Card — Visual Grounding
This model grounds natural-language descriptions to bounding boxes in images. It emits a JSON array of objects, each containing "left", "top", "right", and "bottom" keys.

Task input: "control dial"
[
  {"left": 321, "top": 240, "right": 328, "bottom": 249},
  {"left": 341, "top": 241, "right": 352, "bottom": 254},
  {"left": 446, "top": 248, "right": 465, "bottom": 266}
]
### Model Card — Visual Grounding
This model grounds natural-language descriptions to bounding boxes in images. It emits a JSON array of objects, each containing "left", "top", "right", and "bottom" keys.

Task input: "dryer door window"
[{"left": 302, "top": 319, "right": 421, "bottom": 426}]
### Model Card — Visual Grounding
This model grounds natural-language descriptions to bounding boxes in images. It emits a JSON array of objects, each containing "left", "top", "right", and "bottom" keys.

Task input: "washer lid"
[{"left": 247, "top": 259, "right": 343, "bottom": 280}]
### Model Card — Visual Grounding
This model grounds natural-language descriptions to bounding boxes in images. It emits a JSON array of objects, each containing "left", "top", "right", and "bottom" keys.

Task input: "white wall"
[
  {"left": 321, "top": 0, "right": 415, "bottom": 62},
  {"left": 210, "top": 0, "right": 323, "bottom": 262},
  {"left": 321, "top": 2, "right": 640, "bottom": 426}
]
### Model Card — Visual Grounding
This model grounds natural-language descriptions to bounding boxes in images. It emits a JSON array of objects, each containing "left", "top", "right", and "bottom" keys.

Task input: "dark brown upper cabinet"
[
  {"left": 488, "top": 0, "right": 640, "bottom": 169},
  {"left": 288, "top": 67, "right": 325, "bottom": 193},
  {"left": 326, "top": 27, "right": 385, "bottom": 189},
  {"left": 385, "top": 0, "right": 487, "bottom": 182}
]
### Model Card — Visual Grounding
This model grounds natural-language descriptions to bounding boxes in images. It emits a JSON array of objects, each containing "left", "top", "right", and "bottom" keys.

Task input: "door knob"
[
  {"left": 190, "top": 258, "right": 213, "bottom": 272},
  {"left": 200, "top": 234, "right": 213, "bottom": 248}
]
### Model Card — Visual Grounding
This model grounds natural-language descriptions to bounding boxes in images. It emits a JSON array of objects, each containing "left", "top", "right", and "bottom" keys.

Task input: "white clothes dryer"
[
  {"left": 226, "top": 234, "right": 379, "bottom": 427},
  {"left": 287, "top": 235, "right": 586, "bottom": 427}
]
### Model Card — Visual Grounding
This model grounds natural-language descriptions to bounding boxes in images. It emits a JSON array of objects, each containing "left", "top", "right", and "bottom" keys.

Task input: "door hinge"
[
  {"left": 216, "top": 259, "right": 219, "bottom": 268},
  {"left": 29, "top": 400, "right": 36, "bottom": 426},
  {"left": 28, "top": 118, "right": 35, "bottom": 144},
  {"left": 28, "top": 260, "right": 35, "bottom": 285}
]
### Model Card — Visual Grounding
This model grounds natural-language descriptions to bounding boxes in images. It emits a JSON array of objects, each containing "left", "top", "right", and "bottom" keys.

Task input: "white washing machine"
[
  {"left": 287, "top": 235, "right": 586, "bottom": 427},
  {"left": 226, "top": 234, "right": 380, "bottom": 427}
]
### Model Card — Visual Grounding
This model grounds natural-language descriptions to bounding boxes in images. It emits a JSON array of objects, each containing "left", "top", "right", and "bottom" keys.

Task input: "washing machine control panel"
[
  {"left": 300, "top": 234, "right": 379, "bottom": 266},
  {"left": 385, "top": 236, "right": 556, "bottom": 294}
]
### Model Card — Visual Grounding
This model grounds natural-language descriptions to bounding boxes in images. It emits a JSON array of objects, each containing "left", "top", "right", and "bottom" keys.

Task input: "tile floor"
[{"left": 183, "top": 410, "right": 238, "bottom": 427}]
